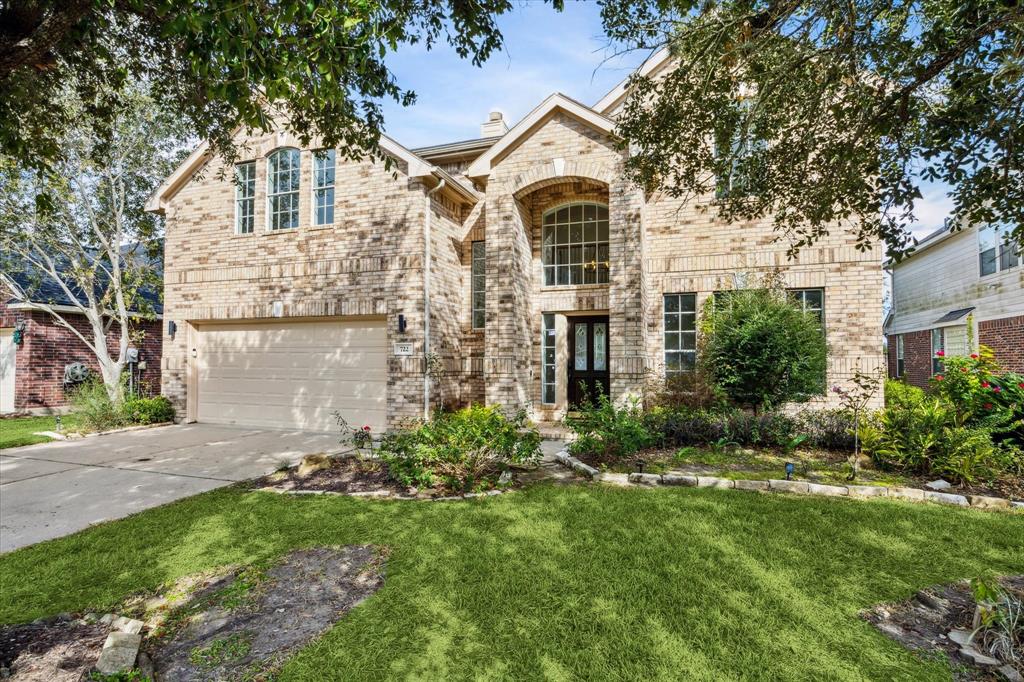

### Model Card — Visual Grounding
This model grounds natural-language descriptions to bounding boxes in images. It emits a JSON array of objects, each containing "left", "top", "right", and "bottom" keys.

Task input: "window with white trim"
[
  {"left": 267, "top": 148, "right": 300, "bottom": 230},
  {"left": 234, "top": 162, "right": 255, "bottom": 234},
  {"left": 664, "top": 293, "right": 697, "bottom": 376},
  {"left": 542, "top": 313, "right": 555, "bottom": 403},
  {"left": 313, "top": 149, "right": 335, "bottom": 225},
  {"left": 471, "top": 241, "right": 485, "bottom": 329},
  {"left": 541, "top": 203, "right": 609, "bottom": 286},
  {"left": 931, "top": 328, "right": 944, "bottom": 374},
  {"left": 979, "top": 223, "right": 1019, "bottom": 276},
  {"left": 790, "top": 288, "right": 824, "bottom": 326},
  {"left": 895, "top": 334, "right": 905, "bottom": 377}
]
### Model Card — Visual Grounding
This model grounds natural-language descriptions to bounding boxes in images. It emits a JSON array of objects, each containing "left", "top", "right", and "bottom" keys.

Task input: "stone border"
[
  {"left": 552, "top": 449, "right": 1022, "bottom": 512},
  {"left": 255, "top": 486, "right": 517, "bottom": 502},
  {"left": 23, "top": 422, "right": 175, "bottom": 444}
]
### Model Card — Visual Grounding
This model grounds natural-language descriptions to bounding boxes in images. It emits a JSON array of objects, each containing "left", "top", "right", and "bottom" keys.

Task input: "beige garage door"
[{"left": 196, "top": 319, "right": 387, "bottom": 432}]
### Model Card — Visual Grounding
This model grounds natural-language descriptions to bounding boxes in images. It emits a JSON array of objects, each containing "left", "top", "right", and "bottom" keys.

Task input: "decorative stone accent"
[
  {"left": 924, "top": 491, "right": 969, "bottom": 507},
  {"left": 768, "top": 480, "right": 810, "bottom": 494},
  {"left": 806, "top": 483, "right": 848, "bottom": 497},
  {"left": 925, "top": 479, "right": 952, "bottom": 491},
  {"left": 109, "top": 616, "right": 144, "bottom": 635},
  {"left": 662, "top": 474, "right": 698, "bottom": 487},
  {"left": 628, "top": 472, "right": 662, "bottom": 486},
  {"left": 601, "top": 473, "right": 631, "bottom": 487},
  {"left": 889, "top": 487, "right": 926, "bottom": 501},
  {"left": 847, "top": 485, "right": 888, "bottom": 498},
  {"left": 696, "top": 477, "right": 734, "bottom": 489},
  {"left": 968, "top": 495, "right": 1011, "bottom": 510},
  {"left": 297, "top": 454, "right": 332, "bottom": 478},
  {"left": 734, "top": 479, "right": 769, "bottom": 491},
  {"left": 95, "top": 632, "right": 142, "bottom": 675},
  {"left": 556, "top": 450, "right": 601, "bottom": 480}
]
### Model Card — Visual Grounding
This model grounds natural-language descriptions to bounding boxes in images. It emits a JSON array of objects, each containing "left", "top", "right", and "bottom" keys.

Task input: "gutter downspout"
[{"left": 423, "top": 178, "right": 446, "bottom": 420}]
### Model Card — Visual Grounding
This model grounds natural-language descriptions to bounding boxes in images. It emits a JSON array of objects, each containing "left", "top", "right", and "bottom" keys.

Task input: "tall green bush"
[
  {"left": 699, "top": 286, "right": 828, "bottom": 413},
  {"left": 566, "top": 394, "right": 654, "bottom": 460}
]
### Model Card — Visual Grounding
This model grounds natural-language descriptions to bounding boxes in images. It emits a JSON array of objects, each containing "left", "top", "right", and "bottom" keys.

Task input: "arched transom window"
[
  {"left": 267, "top": 148, "right": 301, "bottom": 230},
  {"left": 541, "top": 203, "right": 609, "bottom": 286}
]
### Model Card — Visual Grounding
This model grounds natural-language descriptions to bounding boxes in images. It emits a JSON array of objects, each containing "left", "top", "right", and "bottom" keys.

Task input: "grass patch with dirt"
[{"left": 0, "top": 484, "right": 1020, "bottom": 680}]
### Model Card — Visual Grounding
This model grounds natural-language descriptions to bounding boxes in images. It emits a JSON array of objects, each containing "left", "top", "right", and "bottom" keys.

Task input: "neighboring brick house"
[
  {"left": 149, "top": 51, "right": 885, "bottom": 432},
  {"left": 0, "top": 274, "right": 163, "bottom": 415},
  {"left": 885, "top": 221, "right": 1023, "bottom": 388}
]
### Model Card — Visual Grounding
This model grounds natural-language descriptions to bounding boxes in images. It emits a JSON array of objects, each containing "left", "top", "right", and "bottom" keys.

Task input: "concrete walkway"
[{"left": 0, "top": 424, "right": 344, "bottom": 553}]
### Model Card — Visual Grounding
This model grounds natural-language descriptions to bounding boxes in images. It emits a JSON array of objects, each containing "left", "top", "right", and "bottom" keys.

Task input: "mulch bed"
[
  {"left": 251, "top": 456, "right": 411, "bottom": 496},
  {"left": 0, "top": 617, "right": 109, "bottom": 681},
  {"left": 864, "top": 576, "right": 1024, "bottom": 681}
]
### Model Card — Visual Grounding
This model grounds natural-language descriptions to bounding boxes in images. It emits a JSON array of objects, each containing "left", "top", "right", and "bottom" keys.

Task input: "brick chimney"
[{"left": 480, "top": 111, "right": 508, "bottom": 138}]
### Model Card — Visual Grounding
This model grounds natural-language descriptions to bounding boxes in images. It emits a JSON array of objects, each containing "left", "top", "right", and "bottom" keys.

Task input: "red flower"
[
  {"left": 362, "top": 425, "right": 371, "bottom": 431},
  {"left": 934, "top": 374, "right": 944, "bottom": 381},
  {"left": 960, "top": 367, "right": 968, "bottom": 373},
  {"left": 984, "top": 403, "right": 993, "bottom": 410},
  {"left": 970, "top": 353, "right": 979, "bottom": 359},
  {"left": 935, "top": 350, "right": 945, "bottom": 357},
  {"left": 981, "top": 382, "right": 990, "bottom": 388},
  {"left": 1019, "top": 382, "right": 1024, "bottom": 389}
]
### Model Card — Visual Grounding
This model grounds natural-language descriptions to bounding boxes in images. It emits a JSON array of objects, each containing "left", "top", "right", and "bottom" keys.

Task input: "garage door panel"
[{"left": 197, "top": 320, "right": 388, "bottom": 432}]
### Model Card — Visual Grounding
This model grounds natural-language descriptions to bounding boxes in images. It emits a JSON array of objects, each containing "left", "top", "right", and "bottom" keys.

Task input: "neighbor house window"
[
  {"left": 931, "top": 328, "right": 944, "bottom": 374},
  {"left": 471, "top": 241, "right": 486, "bottom": 329},
  {"left": 895, "top": 335, "right": 905, "bottom": 377},
  {"left": 979, "top": 223, "right": 1020, "bottom": 276},
  {"left": 267, "top": 148, "right": 300, "bottom": 230},
  {"left": 234, "top": 161, "right": 255, "bottom": 234},
  {"left": 313, "top": 149, "right": 335, "bottom": 225},
  {"left": 790, "top": 288, "right": 824, "bottom": 326},
  {"left": 664, "top": 293, "right": 697, "bottom": 376},
  {"left": 541, "top": 203, "right": 609, "bottom": 286},
  {"left": 542, "top": 313, "right": 555, "bottom": 404}
]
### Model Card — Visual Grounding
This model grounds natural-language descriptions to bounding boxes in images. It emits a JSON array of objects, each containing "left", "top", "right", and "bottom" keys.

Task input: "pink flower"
[
  {"left": 993, "top": 386, "right": 1002, "bottom": 393},
  {"left": 935, "top": 350, "right": 945, "bottom": 357}
]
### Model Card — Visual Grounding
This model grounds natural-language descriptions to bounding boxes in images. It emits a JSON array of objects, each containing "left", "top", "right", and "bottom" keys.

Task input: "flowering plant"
[
  {"left": 333, "top": 412, "right": 376, "bottom": 460},
  {"left": 929, "top": 345, "right": 1023, "bottom": 446}
]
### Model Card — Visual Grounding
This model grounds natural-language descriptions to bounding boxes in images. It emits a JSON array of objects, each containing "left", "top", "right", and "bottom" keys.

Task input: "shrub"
[
  {"left": 699, "top": 284, "right": 828, "bottom": 413},
  {"left": 379, "top": 405, "right": 540, "bottom": 492},
  {"left": 69, "top": 379, "right": 127, "bottom": 432},
  {"left": 642, "top": 370, "right": 728, "bottom": 412},
  {"left": 795, "top": 408, "right": 856, "bottom": 451},
  {"left": 566, "top": 394, "right": 655, "bottom": 460},
  {"left": 122, "top": 395, "right": 175, "bottom": 424}
]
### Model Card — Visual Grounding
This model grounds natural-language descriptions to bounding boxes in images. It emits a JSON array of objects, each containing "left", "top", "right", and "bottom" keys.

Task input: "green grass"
[
  {"left": 0, "top": 414, "right": 80, "bottom": 449},
  {"left": 0, "top": 484, "right": 1020, "bottom": 680}
]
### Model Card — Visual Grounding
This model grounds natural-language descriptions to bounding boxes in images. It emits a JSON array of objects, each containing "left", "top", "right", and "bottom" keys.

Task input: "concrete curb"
[{"left": 550, "top": 458, "right": 1023, "bottom": 512}]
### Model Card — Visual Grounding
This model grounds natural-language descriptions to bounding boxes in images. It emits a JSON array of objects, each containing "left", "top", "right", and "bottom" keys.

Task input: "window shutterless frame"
[
  {"left": 234, "top": 161, "right": 256, "bottom": 234},
  {"left": 471, "top": 241, "right": 486, "bottom": 329},
  {"left": 267, "top": 148, "right": 301, "bottom": 230},
  {"left": 541, "top": 313, "right": 556, "bottom": 404},
  {"left": 312, "top": 149, "right": 335, "bottom": 226},
  {"left": 896, "top": 334, "right": 905, "bottom": 377},
  {"left": 541, "top": 203, "right": 610, "bottom": 286},
  {"left": 663, "top": 293, "right": 697, "bottom": 376}
]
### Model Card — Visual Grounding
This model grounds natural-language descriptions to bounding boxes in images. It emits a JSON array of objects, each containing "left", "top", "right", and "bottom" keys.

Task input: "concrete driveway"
[{"left": 0, "top": 424, "right": 346, "bottom": 553}]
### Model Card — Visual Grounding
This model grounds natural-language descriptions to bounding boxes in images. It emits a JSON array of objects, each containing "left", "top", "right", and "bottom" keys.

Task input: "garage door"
[{"left": 196, "top": 319, "right": 387, "bottom": 432}]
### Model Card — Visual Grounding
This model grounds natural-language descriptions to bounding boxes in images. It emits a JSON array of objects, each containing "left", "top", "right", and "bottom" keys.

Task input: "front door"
[{"left": 568, "top": 316, "right": 610, "bottom": 408}]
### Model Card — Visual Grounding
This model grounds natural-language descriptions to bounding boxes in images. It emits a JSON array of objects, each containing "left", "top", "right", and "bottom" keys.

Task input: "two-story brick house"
[
  {"left": 885, "top": 222, "right": 1023, "bottom": 388},
  {"left": 149, "top": 51, "right": 885, "bottom": 432}
]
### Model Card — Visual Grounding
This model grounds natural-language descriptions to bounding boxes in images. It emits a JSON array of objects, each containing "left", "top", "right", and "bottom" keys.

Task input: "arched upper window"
[
  {"left": 541, "top": 203, "right": 609, "bottom": 286},
  {"left": 267, "top": 148, "right": 300, "bottom": 230}
]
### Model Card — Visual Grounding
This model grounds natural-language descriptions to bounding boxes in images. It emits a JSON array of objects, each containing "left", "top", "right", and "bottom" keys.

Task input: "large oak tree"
[{"left": 600, "top": 0, "right": 1024, "bottom": 259}]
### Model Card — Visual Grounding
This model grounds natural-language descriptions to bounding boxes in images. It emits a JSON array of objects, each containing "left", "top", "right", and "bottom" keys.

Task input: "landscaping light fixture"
[
  {"left": 55, "top": 415, "right": 62, "bottom": 433},
  {"left": 397, "top": 314, "right": 407, "bottom": 334},
  {"left": 785, "top": 462, "right": 795, "bottom": 481},
  {"left": 635, "top": 459, "right": 645, "bottom": 474}
]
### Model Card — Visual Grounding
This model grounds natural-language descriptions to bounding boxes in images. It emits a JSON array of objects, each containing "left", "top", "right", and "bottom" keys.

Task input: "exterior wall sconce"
[
  {"left": 168, "top": 321, "right": 177, "bottom": 339},
  {"left": 12, "top": 321, "right": 27, "bottom": 345},
  {"left": 397, "top": 314, "right": 407, "bottom": 334}
]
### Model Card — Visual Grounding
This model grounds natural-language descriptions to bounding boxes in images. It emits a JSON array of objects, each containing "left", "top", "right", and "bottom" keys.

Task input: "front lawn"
[
  {"left": 0, "top": 414, "right": 80, "bottom": 449},
  {"left": 0, "top": 484, "right": 1019, "bottom": 679}
]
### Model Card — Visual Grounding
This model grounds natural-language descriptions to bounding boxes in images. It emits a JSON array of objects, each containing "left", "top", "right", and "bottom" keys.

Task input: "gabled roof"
[
  {"left": 145, "top": 133, "right": 476, "bottom": 213},
  {"left": 412, "top": 136, "right": 501, "bottom": 161},
  {"left": 464, "top": 93, "right": 617, "bottom": 180},
  {"left": 593, "top": 47, "right": 673, "bottom": 115}
]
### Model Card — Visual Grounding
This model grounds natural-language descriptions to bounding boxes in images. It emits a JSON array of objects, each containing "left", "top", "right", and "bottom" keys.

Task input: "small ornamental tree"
[{"left": 699, "top": 283, "right": 828, "bottom": 414}]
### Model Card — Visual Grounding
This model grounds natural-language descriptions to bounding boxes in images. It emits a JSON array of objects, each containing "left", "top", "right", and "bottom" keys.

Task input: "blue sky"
[{"left": 381, "top": 0, "right": 949, "bottom": 237}]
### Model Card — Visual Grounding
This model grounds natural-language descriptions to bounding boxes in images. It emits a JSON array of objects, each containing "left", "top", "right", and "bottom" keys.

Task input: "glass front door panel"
[{"left": 575, "top": 324, "right": 588, "bottom": 371}]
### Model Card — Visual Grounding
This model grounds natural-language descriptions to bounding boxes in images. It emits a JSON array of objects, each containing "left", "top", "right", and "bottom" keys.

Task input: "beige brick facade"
[{"left": 154, "top": 91, "right": 885, "bottom": 431}]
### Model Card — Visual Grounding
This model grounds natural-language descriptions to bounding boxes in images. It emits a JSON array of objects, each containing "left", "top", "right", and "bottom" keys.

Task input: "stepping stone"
[{"left": 96, "top": 632, "right": 141, "bottom": 674}]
